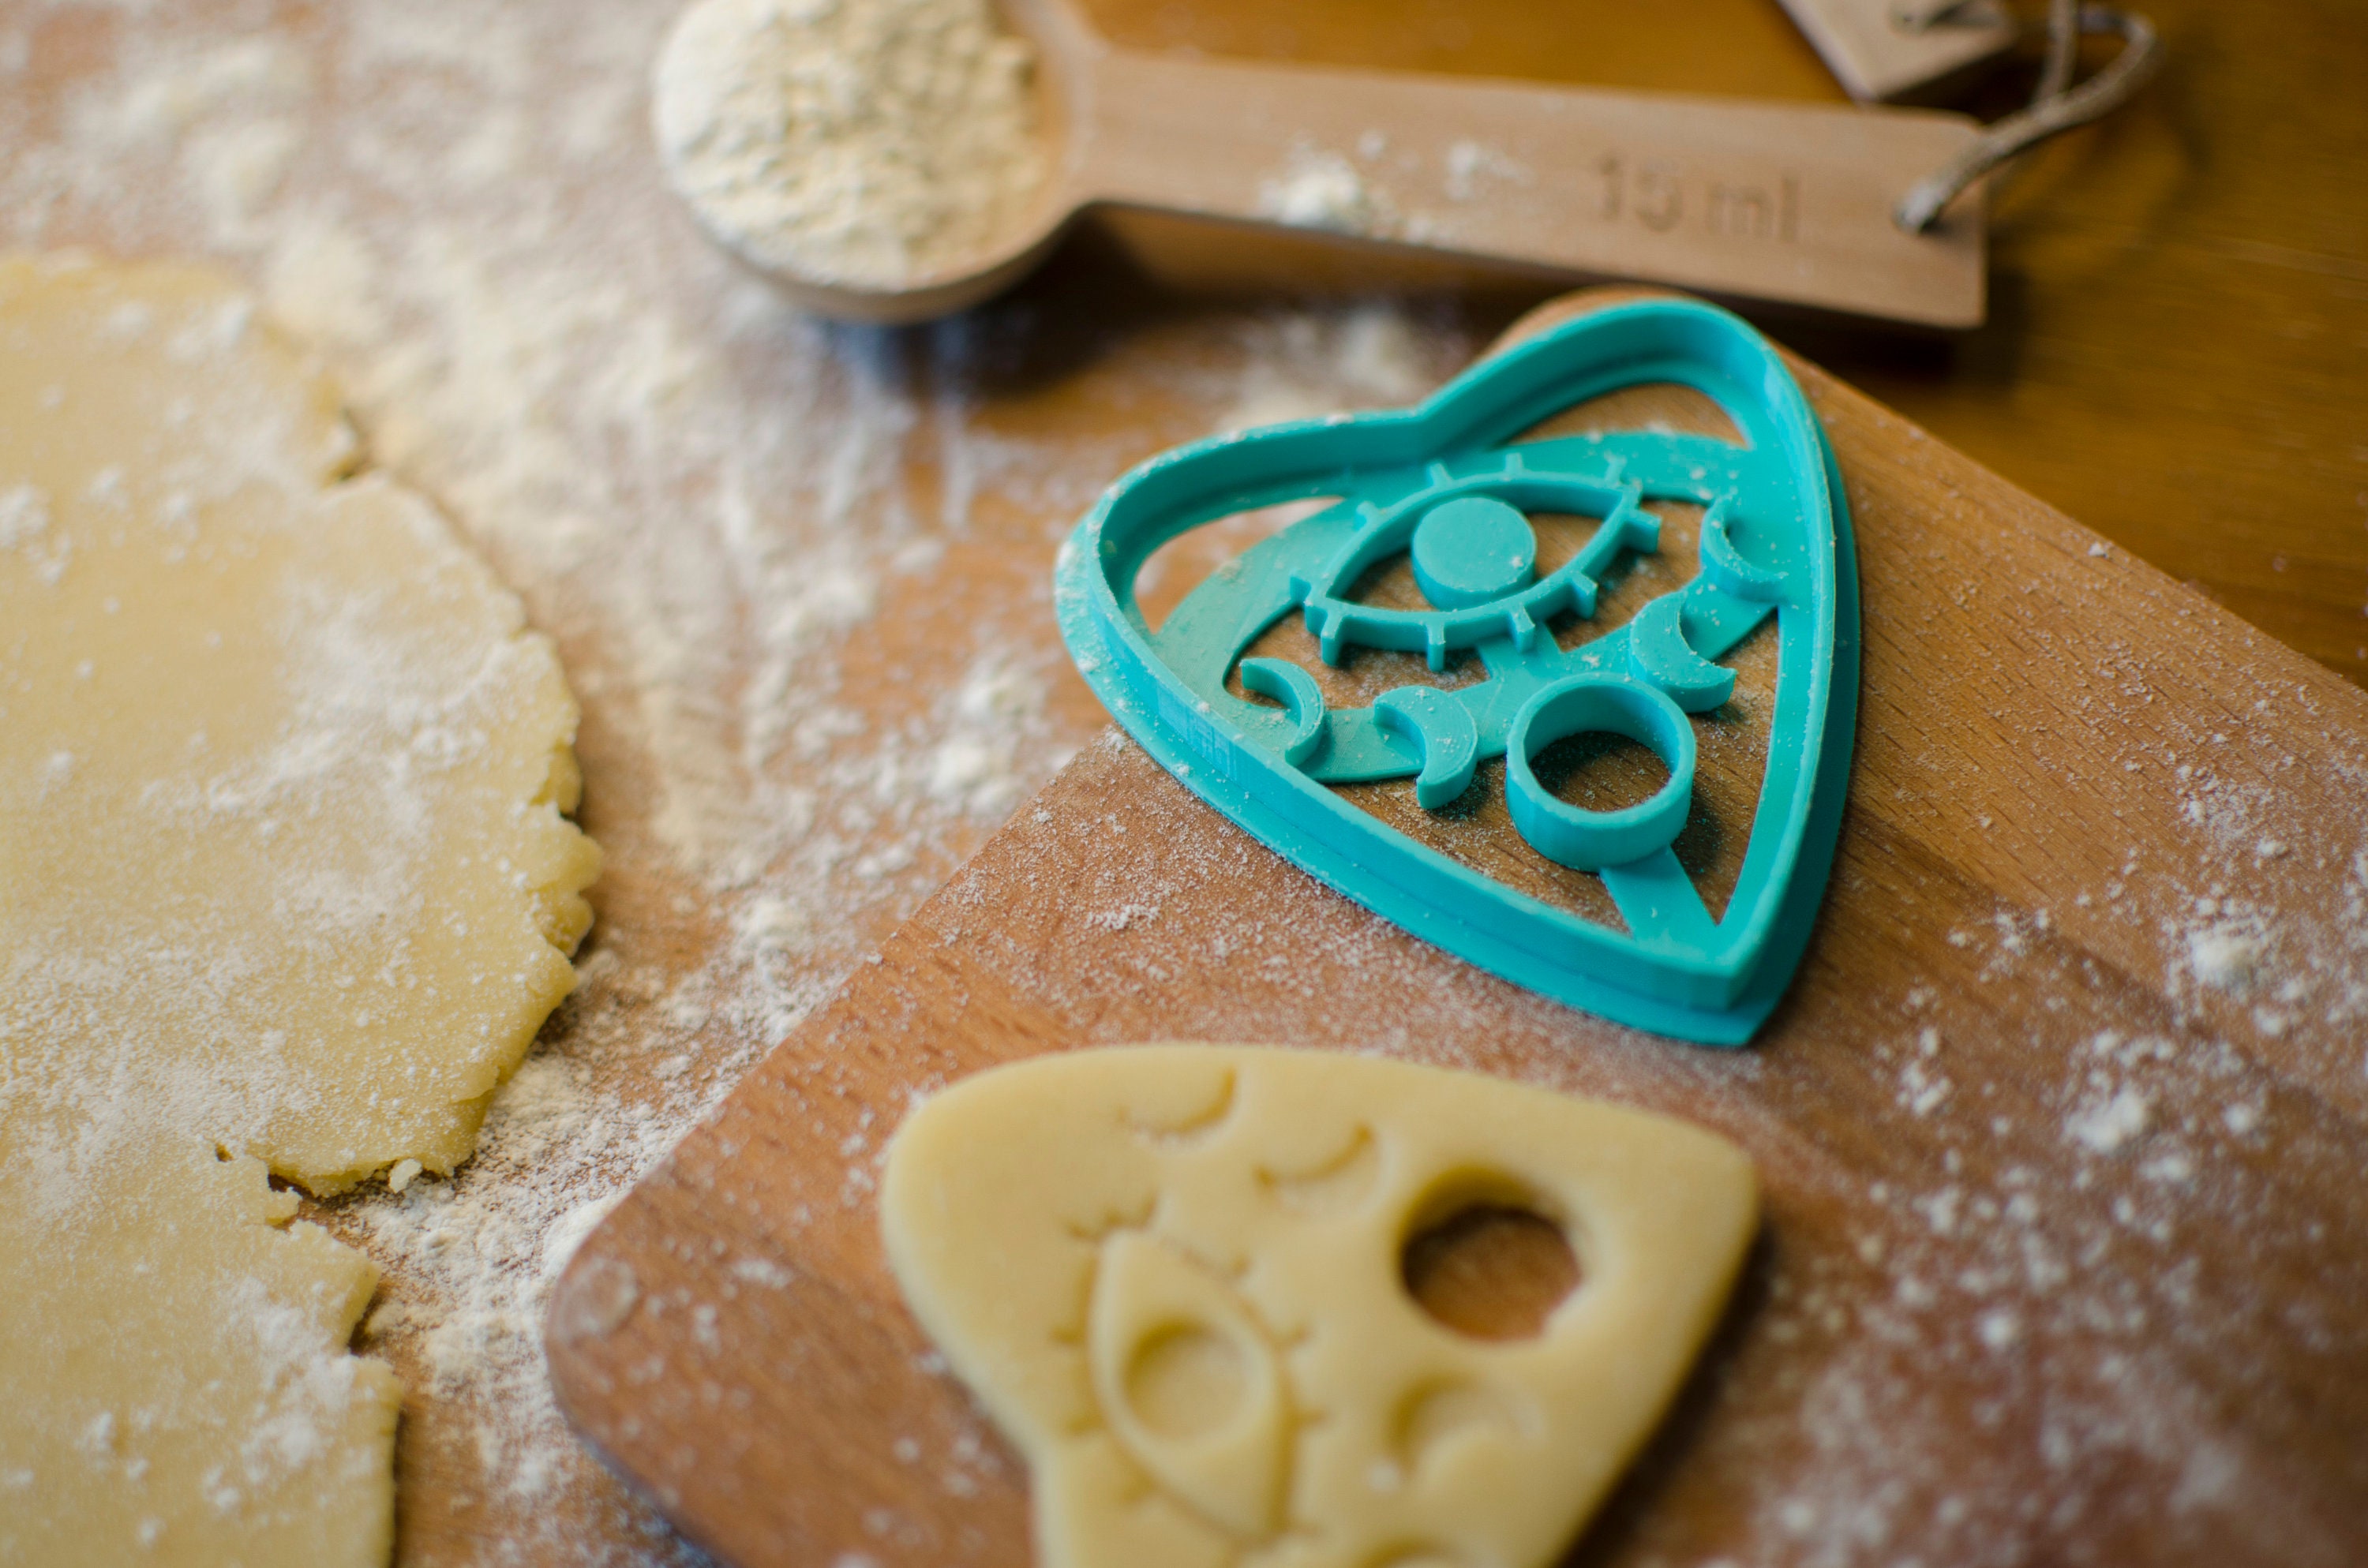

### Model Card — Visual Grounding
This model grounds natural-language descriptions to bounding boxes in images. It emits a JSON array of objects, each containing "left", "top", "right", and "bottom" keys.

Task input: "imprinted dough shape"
[
  {"left": 881, "top": 1045, "right": 1759, "bottom": 1568},
  {"left": 0, "top": 256, "right": 599, "bottom": 1565}
]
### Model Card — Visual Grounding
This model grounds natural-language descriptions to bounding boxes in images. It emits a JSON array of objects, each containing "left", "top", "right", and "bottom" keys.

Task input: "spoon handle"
[{"left": 1072, "top": 49, "right": 1986, "bottom": 327}]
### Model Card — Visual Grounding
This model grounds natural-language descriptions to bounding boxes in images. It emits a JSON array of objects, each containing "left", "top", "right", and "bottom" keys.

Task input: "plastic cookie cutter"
[{"left": 1055, "top": 298, "right": 1859, "bottom": 1046}]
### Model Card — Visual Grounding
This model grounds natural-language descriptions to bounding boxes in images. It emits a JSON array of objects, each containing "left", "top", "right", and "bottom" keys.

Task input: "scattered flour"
[
  {"left": 2066, "top": 1083, "right": 2153, "bottom": 1154},
  {"left": 2186, "top": 922, "right": 2261, "bottom": 992},
  {"left": 1257, "top": 134, "right": 1527, "bottom": 241},
  {"left": 1216, "top": 301, "right": 1443, "bottom": 432},
  {"left": 0, "top": 481, "right": 48, "bottom": 547},
  {"left": 1442, "top": 138, "right": 1531, "bottom": 203},
  {"left": 1258, "top": 140, "right": 1395, "bottom": 235},
  {"left": 652, "top": 0, "right": 1050, "bottom": 287}
]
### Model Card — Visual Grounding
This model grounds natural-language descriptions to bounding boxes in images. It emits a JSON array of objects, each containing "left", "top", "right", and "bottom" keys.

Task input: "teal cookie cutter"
[{"left": 1055, "top": 298, "right": 1858, "bottom": 1046}]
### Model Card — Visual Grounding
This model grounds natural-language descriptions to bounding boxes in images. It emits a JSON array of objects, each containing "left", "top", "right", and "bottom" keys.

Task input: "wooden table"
[{"left": 10, "top": 0, "right": 2366, "bottom": 1563}]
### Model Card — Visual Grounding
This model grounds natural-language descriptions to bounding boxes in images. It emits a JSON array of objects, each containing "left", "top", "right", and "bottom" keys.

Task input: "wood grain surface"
[{"left": 547, "top": 291, "right": 2368, "bottom": 1567}]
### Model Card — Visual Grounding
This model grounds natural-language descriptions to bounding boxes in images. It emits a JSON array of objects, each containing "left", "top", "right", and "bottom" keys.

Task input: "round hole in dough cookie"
[{"left": 1401, "top": 1202, "right": 1581, "bottom": 1342}]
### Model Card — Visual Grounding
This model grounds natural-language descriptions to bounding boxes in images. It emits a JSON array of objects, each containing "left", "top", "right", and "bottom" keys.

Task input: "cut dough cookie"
[
  {"left": 0, "top": 256, "right": 600, "bottom": 1564},
  {"left": 881, "top": 1045, "right": 1759, "bottom": 1568}
]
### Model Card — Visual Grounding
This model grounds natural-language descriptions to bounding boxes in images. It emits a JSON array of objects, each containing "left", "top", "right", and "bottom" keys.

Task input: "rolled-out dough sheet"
[{"left": 0, "top": 256, "right": 601, "bottom": 1565}]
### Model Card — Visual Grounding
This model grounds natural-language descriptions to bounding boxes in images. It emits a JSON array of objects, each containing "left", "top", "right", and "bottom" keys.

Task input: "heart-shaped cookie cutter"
[{"left": 1055, "top": 298, "right": 1858, "bottom": 1045}]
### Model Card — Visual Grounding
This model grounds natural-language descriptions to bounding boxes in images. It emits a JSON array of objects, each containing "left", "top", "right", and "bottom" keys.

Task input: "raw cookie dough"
[
  {"left": 881, "top": 1045, "right": 1759, "bottom": 1568},
  {"left": 0, "top": 256, "right": 601, "bottom": 1565}
]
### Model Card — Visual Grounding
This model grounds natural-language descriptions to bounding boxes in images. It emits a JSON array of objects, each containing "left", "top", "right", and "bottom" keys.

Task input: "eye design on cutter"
[{"left": 1288, "top": 455, "right": 1663, "bottom": 673}]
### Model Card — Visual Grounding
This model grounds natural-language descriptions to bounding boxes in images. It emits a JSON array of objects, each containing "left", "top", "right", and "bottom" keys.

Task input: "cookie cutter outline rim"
[{"left": 1053, "top": 298, "right": 1860, "bottom": 1046}]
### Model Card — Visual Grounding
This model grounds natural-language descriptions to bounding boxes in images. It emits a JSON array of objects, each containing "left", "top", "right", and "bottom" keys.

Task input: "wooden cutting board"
[{"left": 545, "top": 290, "right": 2368, "bottom": 1568}]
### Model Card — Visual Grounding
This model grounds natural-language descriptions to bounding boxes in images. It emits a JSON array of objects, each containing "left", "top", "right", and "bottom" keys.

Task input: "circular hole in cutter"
[
  {"left": 1505, "top": 675, "right": 1696, "bottom": 872},
  {"left": 1531, "top": 730, "right": 1673, "bottom": 816}
]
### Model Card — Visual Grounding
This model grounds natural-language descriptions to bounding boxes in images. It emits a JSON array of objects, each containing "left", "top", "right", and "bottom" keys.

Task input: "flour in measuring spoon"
[{"left": 653, "top": 0, "right": 1050, "bottom": 290}]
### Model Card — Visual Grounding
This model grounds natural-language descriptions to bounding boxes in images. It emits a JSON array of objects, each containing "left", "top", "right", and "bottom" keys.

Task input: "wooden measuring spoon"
[{"left": 676, "top": 0, "right": 1988, "bottom": 328}]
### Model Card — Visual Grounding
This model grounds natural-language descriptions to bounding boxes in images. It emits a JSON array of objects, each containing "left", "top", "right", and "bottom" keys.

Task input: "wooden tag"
[
  {"left": 1774, "top": 0, "right": 2018, "bottom": 102},
  {"left": 1077, "top": 52, "right": 1990, "bottom": 329}
]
